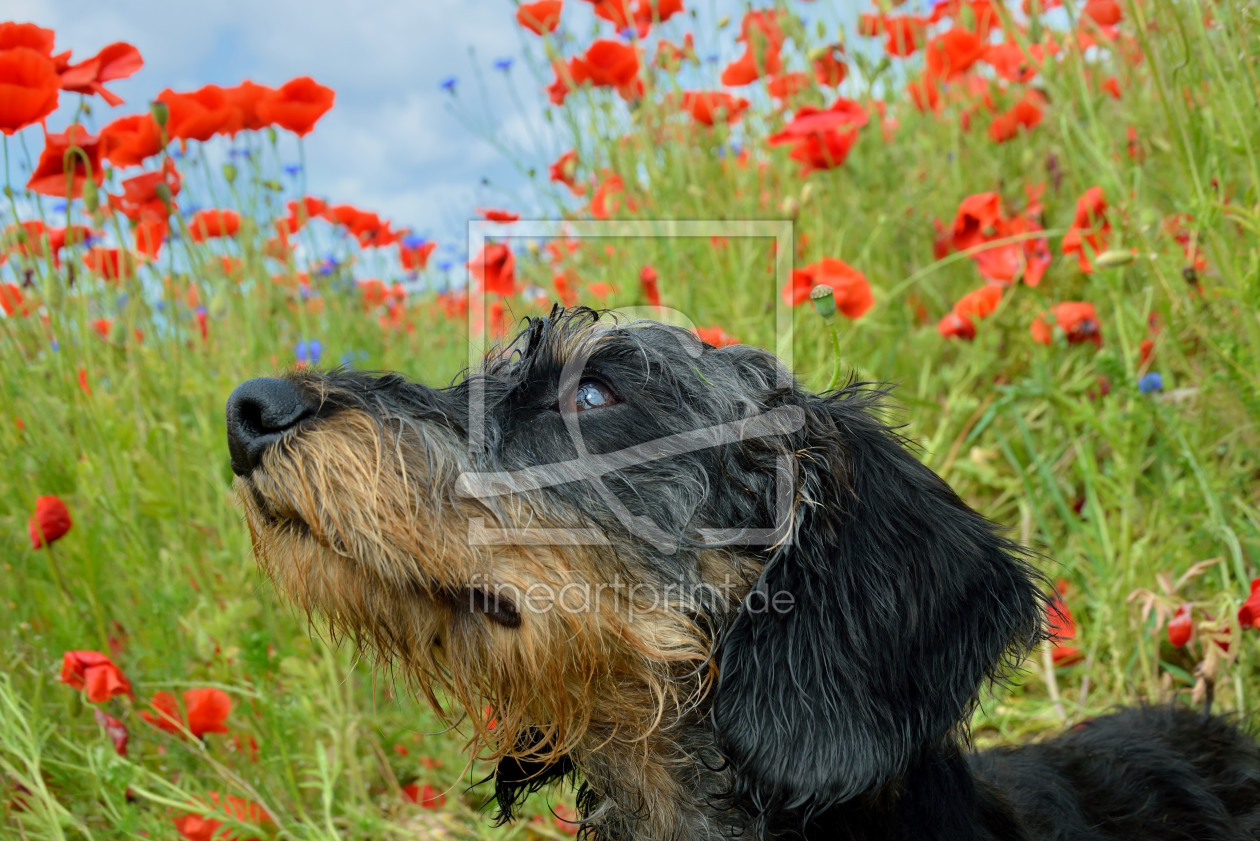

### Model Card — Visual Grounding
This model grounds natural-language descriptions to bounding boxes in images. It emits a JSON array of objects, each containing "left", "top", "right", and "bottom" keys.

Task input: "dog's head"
[{"left": 227, "top": 307, "right": 1045, "bottom": 828}]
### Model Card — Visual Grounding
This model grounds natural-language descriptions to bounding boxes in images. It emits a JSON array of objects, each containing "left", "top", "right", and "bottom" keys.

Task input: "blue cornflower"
[
  {"left": 438, "top": 259, "right": 453, "bottom": 271},
  {"left": 52, "top": 201, "right": 67, "bottom": 213},
  {"left": 494, "top": 57, "right": 514, "bottom": 72},
  {"left": 706, "top": 53, "right": 720, "bottom": 64},
  {"left": 440, "top": 76, "right": 458, "bottom": 93},
  {"left": 402, "top": 233, "right": 428, "bottom": 249},
  {"left": 1138, "top": 372, "right": 1164, "bottom": 394},
  {"left": 284, "top": 164, "right": 302, "bottom": 177},
  {"left": 50, "top": 338, "right": 60, "bottom": 351},
  {"left": 295, "top": 339, "right": 323, "bottom": 365}
]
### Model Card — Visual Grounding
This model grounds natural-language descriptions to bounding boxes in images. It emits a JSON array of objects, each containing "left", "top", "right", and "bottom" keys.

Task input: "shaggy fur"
[{"left": 227, "top": 307, "right": 1260, "bottom": 841}]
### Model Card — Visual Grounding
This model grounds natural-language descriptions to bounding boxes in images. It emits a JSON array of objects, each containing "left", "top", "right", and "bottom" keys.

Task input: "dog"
[{"left": 227, "top": 307, "right": 1260, "bottom": 840}]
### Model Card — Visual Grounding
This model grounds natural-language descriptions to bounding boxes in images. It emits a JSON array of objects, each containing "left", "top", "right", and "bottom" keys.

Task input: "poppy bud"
[
  {"left": 717, "top": 15, "right": 730, "bottom": 28},
  {"left": 222, "top": 163, "right": 237, "bottom": 185},
  {"left": 780, "top": 197, "right": 799, "bottom": 218},
  {"left": 82, "top": 178, "right": 99, "bottom": 213},
  {"left": 267, "top": 127, "right": 277, "bottom": 145},
  {"left": 153, "top": 182, "right": 171, "bottom": 205},
  {"left": 149, "top": 101, "right": 169, "bottom": 128},
  {"left": 810, "top": 285, "right": 836, "bottom": 320},
  {"left": 799, "top": 183, "right": 814, "bottom": 205},
  {"left": 1094, "top": 249, "right": 1137, "bottom": 268}
]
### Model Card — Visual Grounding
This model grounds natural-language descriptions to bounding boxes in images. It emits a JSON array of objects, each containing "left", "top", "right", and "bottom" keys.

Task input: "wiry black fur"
[{"left": 230, "top": 307, "right": 1260, "bottom": 841}]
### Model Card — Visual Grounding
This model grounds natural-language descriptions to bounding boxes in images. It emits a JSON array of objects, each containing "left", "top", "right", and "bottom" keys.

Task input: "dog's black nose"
[{"left": 226, "top": 377, "right": 317, "bottom": 476}]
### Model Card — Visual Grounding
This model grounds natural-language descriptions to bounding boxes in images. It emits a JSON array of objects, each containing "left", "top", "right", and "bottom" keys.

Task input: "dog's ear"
[{"left": 712, "top": 385, "right": 1046, "bottom": 818}]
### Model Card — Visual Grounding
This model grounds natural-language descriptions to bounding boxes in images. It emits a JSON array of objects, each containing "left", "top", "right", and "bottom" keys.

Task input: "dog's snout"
[{"left": 226, "top": 377, "right": 317, "bottom": 476}]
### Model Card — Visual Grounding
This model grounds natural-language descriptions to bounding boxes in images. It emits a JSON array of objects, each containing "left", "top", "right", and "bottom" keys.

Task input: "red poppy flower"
[
  {"left": 907, "top": 74, "right": 941, "bottom": 112},
  {"left": 812, "top": 46, "right": 848, "bottom": 86},
  {"left": 937, "top": 312, "right": 976, "bottom": 340},
  {"left": 1101, "top": 76, "right": 1121, "bottom": 99},
  {"left": 134, "top": 217, "right": 167, "bottom": 255},
  {"left": 0, "top": 22, "right": 56, "bottom": 54},
  {"left": 57, "top": 42, "right": 143, "bottom": 107},
  {"left": 639, "top": 264, "right": 660, "bottom": 306},
  {"left": 783, "top": 258, "right": 873, "bottom": 318},
  {"left": 589, "top": 172, "right": 633, "bottom": 218},
  {"left": 478, "top": 208, "right": 521, "bottom": 222},
  {"left": 988, "top": 89, "right": 1045, "bottom": 143},
  {"left": 633, "top": 0, "right": 684, "bottom": 34},
  {"left": 29, "top": 495, "right": 72, "bottom": 548},
  {"left": 548, "top": 149, "right": 584, "bottom": 195},
  {"left": 883, "top": 15, "right": 929, "bottom": 57},
  {"left": 984, "top": 42, "right": 1048, "bottom": 83},
  {"left": 952, "top": 284, "right": 1002, "bottom": 321},
  {"left": 224, "top": 80, "right": 275, "bottom": 132},
  {"left": 142, "top": 691, "right": 184, "bottom": 734},
  {"left": 545, "top": 60, "right": 576, "bottom": 105},
  {"left": 99, "top": 114, "right": 164, "bottom": 167},
  {"left": 1061, "top": 186, "right": 1110, "bottom": 273},
  {"left": 695, "top": 326, "right": 739, "bottom": 347},
  {"left": 766, "top": 72, "right": 810, "bottom": 100},
  {"left": 112, "top": 160, "right": 181, "bottom": 229},
  {"left": 768, "top": 99, "right": 867, "bottom": 175},
  {"left": 0, "top": 47, "right": 60, "bottom": 135},
  {"left": 654, "top": 34, "right": 696, "bottom": 69},
  {"left": 188, "top": 209, "right": 241, "bottom": 242},
  {"left": 571, "top": 40, "right": 641, "bottom": 100},
  {"left": 174, "top": 793, "right": 271, "bottom": 841},
  {"left": 582, "top": 0, "right": 633, "bottom": 28},
  {"left": 468, "top": 243, "right": 516, "bottom": 296},
  {"left": 721, "top": 9, "right": 784, "bottom": 85},
  {"left": 141, "top": 688, "right": 231, "bottom": 737},
  {"left": 950, "top": 192, "right": 1004, "bottom": 252},
  {"left": 1239, "top": 579, "right": 1260, "bottom": 629},
  {"left": 518, "top": 0, "right": 564, "bottom": 34},
  {"left": 402, "top": 783, "right": 447, "bottom": 809},
  {"left": 60, "top": 650, "right": 132, "bottom": 702},
  {"left": 156, "top": 86, "right": 242, "bottom": 142},
  {"left": 1167, "top": 603, "right": 1192, "bottom": 648},
  {"left": 184, "top": 688, "right": 232, "bottom": 737},
  {"left": 26, "top": 125, "right": 102, "bottom": 198},
  {"left": 1, "top": 283, "right": 26, "bottom": 317},
  {"left": 926, "top": 28, "right": 988, "bottom": 81},
  {"left": 681, "top": 91, "right": 749, "bottom": 126},
  {"left": 83, "top": 246, "right": 137, "bottom": 281},
  {"left": 94, "top": 708, "right": 129, "bottom": 756},
  {"left": 1047, "top": 591, "right": 1083, "bottom": 666},
  {"left": 257, "top": 76, "right": 335, "bottom": 137},
  {"left": 1083, "top": 0, "right": 1122, "bottom": 26},
  {"left": 399, "top": 239, "right": 436, "bottom": 271},
  {"left": 1030, "top": 302, "right": 1102, "bottom": 347}
]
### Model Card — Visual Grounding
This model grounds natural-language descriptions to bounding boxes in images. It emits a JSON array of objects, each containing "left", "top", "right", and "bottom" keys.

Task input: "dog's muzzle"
[{"left": 225, "top": 377, "right": 317, "bottom": 476}]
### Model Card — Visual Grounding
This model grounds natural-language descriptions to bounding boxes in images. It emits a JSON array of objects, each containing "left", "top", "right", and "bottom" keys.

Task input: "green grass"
[{"left": 2, "top": 0, "right": 1260, "bottom": 837}]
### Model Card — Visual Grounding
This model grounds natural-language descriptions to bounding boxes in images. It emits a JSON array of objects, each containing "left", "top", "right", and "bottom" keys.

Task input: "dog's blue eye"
[{"left": 574, "top": 380, "right": 616, "bottom": 412}]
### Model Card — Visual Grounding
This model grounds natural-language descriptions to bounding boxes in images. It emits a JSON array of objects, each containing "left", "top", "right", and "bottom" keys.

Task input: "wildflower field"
[{"left": 3, "top": 0, "right": 1260, "bottom": 837}]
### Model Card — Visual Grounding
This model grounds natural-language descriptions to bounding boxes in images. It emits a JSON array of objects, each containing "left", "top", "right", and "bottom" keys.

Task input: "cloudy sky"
[{"left": 9, "top": 0, "right": 862, "bottom": 251}]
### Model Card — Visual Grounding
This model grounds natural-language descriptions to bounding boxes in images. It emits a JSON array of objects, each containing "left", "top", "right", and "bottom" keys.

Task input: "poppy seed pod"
[
  {"left": 1094, "top": 249, "right": 1137, "bottom": 269},
  {"left": 149, "top": 100, "right": 169, "bottom": 128},
  {"left": 810, "top": 284, "right": 837, "bottom": 320},
  {"left": 222, "top": 162, "right": 237, "bottom": 185}
]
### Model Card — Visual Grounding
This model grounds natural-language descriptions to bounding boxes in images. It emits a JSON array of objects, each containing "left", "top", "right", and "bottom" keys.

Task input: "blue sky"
[{"left": 9, "top": 0, "right": 863, "bottom": 250}]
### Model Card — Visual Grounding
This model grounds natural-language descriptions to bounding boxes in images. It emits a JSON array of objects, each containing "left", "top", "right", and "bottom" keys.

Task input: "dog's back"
[{"left": 969, "top": 707, "right": 1260, "bottom": 840}]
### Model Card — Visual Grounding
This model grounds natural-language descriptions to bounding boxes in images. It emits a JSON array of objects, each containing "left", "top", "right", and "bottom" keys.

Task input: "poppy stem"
[
  {"left": 43, "top": 541, "right": 73, "bottom": 609},
  {"left": 825, "top": 320, "right": 844, "bottom": 393}
]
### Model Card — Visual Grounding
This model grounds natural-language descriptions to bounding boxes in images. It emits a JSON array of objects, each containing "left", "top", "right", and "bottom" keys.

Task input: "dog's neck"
[{"left": 567, "top": 722, "right": 1024, "bottom": 841}]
